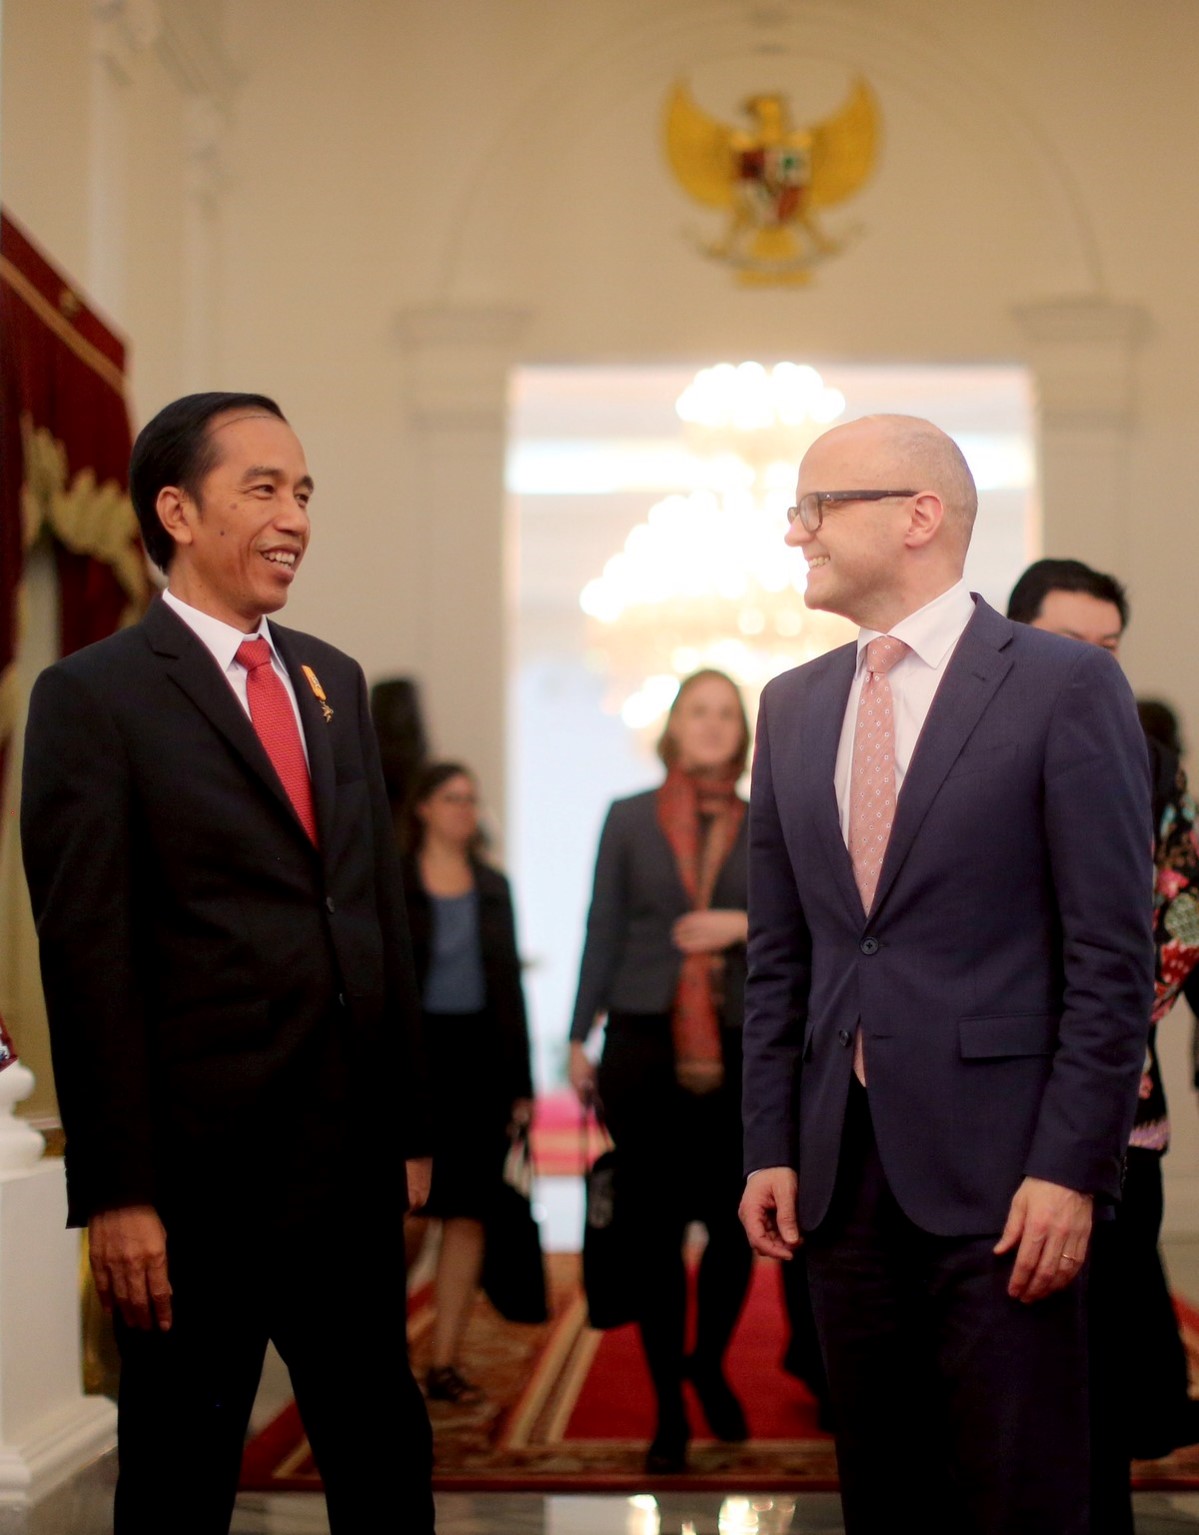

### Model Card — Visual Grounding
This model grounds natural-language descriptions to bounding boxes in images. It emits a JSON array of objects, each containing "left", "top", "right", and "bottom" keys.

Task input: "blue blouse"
[{"left": 422, "top": 889, "right": 487, "bottom": 1013}]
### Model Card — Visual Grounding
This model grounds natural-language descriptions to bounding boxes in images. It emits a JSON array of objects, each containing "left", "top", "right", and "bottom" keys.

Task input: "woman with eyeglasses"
[
  {"left": 568, "top": 669, "right": 755, "bottom": 1474},
  {"left": 401, "top": 761, "right": 533, "bottom": 1406}
]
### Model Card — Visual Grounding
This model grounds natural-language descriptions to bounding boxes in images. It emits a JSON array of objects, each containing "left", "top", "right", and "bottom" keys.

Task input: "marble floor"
[{"left": 9, "top": 1212, "right": 1199, "bottom": 1533}]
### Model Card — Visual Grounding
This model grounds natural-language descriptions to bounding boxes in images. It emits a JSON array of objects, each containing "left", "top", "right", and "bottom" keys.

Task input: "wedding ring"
[{"left": 1059, "top": 1253, "right": 1078, "bottom": 1265}]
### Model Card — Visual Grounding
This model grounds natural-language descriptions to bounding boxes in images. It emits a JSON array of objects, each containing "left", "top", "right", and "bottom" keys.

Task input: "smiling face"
[
  {"left": 160, "top": 411, "right": 313, "bottom": 631},
  {"left": 665, "top": 674, "right": 747, "bottom": 776},
  {"left": 785, "top": 424, "right": 911, "bottom": 629}
]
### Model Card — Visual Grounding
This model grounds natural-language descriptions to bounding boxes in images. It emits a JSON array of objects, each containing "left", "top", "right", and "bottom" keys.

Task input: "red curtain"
[{"left": 0, "top": 209, "right": 149, "bottom": 793}]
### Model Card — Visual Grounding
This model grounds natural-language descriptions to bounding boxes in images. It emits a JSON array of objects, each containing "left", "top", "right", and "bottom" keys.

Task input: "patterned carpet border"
[{"left": 240, "top": 1255, "right": 1199, "bottom": 1494}]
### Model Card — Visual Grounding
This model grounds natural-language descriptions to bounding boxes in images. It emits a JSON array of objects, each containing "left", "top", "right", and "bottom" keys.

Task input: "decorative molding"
[
  {"left": 91, "top": 0, "right": 162, "bottom": 84},
  {"left": 396, "top": 307, "right": 531, "bottom": 432},
  {"left": 155, "top": 0, "right": 239, "bottom": 114},
  {"left": 184, "top": 94, "right": 230, "bottom": 204},
  {"left": 0, "top": 1398, "right": 117, "bottom": 1507},
  {"left": 1013, "top": 297, "right": 1151, "bottom": 431}
]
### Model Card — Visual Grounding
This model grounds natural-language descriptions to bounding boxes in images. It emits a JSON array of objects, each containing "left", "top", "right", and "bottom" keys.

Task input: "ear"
[
  {"left": 903, "top": 492, "right": 945, "bottom": 550},
  {"left": 155, "top": 486, "right": 196, "bottom": 551}
]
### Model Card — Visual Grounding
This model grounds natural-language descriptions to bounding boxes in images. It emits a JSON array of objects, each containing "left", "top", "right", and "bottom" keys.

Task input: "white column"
[
  {"left": 1013, "top": 297, "right": 1149, "bottom": 573},
  {"left": 88, "top": 0, "right": 161, "bottom": 317},
  {"left": 0, "top": 1069, "right": 116, "bottom": 1507},
  {"left": 396, "top": 307, "right": 529, "bottom": 822},
  {"left": 180, "top": 93, "right": 227, "bottom": 390}
]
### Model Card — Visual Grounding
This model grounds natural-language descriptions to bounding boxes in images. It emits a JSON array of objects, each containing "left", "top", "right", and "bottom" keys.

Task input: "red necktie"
[
  {"left": 848, "top": 635, "right": 908, "bottom": 1083},
  {"left": 235, "top": 638, "right": 318, "bottom": 845}
]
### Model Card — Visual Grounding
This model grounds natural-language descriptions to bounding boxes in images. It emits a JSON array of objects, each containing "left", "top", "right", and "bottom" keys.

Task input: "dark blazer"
[
  {"left": 742, "top": 597, "right": 1155, "bottom": 1236},
  {"left": 21, "top": 597, "right": 429, "bottom": 1227},
  {"left": 570, "top": 788, "right": 748, "bottom": 1042},
  {"left": 402, "top": 857, "right": 533, "bottom": 1102}
]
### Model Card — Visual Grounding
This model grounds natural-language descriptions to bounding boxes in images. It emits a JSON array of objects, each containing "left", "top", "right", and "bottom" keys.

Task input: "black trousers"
[
  {"left": 597, "top": 1013, "right": 753, "bottom": 1435},
  {"left": 804, "top": 1081, "right": 1090, "bottom": 1535},
  {"left": 1089, "top": 1146, "right": 1195, "bottom": 1535},
  {"left": 112, "top": 1193, "right": 434, "bottom": 1535}
]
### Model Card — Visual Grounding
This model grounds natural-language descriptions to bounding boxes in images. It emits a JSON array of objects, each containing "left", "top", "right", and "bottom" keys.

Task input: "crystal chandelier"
[{"left": 580, "top": 362, "right": 855, "bottom": 730}]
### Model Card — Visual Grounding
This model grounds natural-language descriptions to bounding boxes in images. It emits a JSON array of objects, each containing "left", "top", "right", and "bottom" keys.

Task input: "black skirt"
[
  {"left": 596, "top": 1010, "right": 745, "bottom": 1229},
  {"left": 421, "top": 1008, "right": 512, "bottom": 1221}
]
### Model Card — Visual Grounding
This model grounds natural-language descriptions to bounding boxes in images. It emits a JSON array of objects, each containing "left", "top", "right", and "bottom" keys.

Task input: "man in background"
[
  {"left": 22, "top": 393, "right": 435, "bottom": 1534},
  {"left": 1009, "top": 557, "right": 1199, "bottom": 1534}
]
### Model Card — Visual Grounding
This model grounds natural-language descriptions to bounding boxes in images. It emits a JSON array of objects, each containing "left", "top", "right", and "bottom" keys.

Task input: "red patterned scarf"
[{"left": 656, "top": 766, "right": 746, "bottom": 1094}]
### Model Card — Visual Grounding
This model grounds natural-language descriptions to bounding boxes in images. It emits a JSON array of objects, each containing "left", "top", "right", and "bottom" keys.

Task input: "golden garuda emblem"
[{"left": 664, "top": 78, "right": 880, "bottom": 285}]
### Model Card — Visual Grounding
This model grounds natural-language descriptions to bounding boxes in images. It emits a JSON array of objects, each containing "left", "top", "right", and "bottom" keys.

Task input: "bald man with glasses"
[{"left": 739, "top": 415, "right": 1154, "bottom": 1534}]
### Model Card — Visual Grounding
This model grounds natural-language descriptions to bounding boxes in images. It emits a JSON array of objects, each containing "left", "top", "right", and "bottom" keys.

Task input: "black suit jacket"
[
  {"left": 21, "top": 597, "right": 430, "bottom": 1227},
  {"left": 569, "top": 788, "right": 749, "bottom": 1042},
  {"left": 402, "top": 856, "right": 534, "bottom": 1103}
]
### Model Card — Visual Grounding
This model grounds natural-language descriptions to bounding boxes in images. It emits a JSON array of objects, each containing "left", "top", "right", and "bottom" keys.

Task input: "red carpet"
[
  {"left": 239, "top": 1257, "right": 1199, "bottom": 1494},
  {"left": 241, "top": 1253, "right": 837, "bottom": 1493}
]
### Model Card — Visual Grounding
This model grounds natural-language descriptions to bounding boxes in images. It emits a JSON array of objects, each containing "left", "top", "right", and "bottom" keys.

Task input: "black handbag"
[
  {"left": 480, "top": 1123, "right": 549, "bottom": 1324},
  {"left": 581, "top": 1108, "right": 638, "bottom": 1330}
]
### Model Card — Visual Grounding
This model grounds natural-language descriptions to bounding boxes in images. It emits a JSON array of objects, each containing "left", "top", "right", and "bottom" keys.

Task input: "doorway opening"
[{"left": 508, "top": 361, "right": 1037, "bottom": 1090}]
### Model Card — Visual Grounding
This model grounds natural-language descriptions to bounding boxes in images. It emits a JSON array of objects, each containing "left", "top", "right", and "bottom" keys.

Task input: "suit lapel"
[
  {"left": 143, "top": 600, "right": 323, "bottom": 852},
  {"left": 869, "top": 598, "right": 1014, "bottom": 919},
  {"left": 273, "top": 627, "right": 337, "bottom": 852},
  {"left": 802, "top": 645, "right": 864, "bottom": 924}
]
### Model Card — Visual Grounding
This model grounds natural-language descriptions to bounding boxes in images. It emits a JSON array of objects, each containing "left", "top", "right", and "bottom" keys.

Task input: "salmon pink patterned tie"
[
  {"left": 848, "top": 635, "right": 908, "bottom": 1084},
  {"left": 236, "top": 638, "right": 318, "bottom": 845}
]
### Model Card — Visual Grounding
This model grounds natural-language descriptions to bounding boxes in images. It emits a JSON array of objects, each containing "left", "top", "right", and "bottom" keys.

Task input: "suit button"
[
  {"left": 860, "top": 936, "right": 879, "bottom": 955},
  {"left": 838, "top": 1029, "right": 852, "bottom": 1047},
  {"left": 325, "top": 896, "right": 336, "bottom": 914}
]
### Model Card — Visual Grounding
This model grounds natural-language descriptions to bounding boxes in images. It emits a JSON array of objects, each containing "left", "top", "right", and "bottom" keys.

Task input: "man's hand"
[
  {"left": 569, "top": 1042, "right": 598, "bottom": 1108},
  {"left": 406, "top": 1156, "right": 433, "bottom": 1213},
  {"left": 739, "top": 1166, "right": 801, "bottom": 1260},
  {"left": 89, "top": 1205, "right": 172, "bottom": 1332},
  {"left": 672, "top": 909, "right": 749, "bottom": 954},
  {"left": 994, "top": 1175, "right": 1093, "bottom": 1303}
]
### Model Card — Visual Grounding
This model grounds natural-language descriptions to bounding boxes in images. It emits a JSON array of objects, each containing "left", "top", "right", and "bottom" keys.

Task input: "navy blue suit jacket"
[{"left": 742, "top": 596, "right": 1155, "bottom": 1236}]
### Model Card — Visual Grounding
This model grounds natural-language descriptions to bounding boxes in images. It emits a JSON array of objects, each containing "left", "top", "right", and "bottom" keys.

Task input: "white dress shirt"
[
  {"left": 161, "top": 588, "right": 309, "bottom": 766},
  {"left": 834, "top": 579, "right": 976, "bottom": 844}
]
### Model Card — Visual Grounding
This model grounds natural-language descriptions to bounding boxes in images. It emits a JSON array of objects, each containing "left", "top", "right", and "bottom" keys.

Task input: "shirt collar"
[
  {"left": 162, "top": 588, "right": 279, "bottom": 674},
  {"left": 855, "top": 579, "right": 975, "bottom": 671}
]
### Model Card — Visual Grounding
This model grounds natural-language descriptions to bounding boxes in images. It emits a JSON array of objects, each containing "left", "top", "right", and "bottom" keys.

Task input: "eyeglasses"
[{"left": 786, "top": 490, "right": 918, "bottom": 533}]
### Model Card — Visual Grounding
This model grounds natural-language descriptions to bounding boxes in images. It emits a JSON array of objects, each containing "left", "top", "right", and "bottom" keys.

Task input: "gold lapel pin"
[{"left": 301, "top": 665, "right": 334, "bottom": 723}]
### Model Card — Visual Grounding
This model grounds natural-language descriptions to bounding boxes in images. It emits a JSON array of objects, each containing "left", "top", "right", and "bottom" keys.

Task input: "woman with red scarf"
[{"left": 568, "top": 669, "right": 753, "bottom": 1474}]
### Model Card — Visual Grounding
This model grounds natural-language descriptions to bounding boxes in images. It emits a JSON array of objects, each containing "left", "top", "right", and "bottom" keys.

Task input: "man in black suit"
[
  {"left": 1008, "top": 558, "right": 1199, "bottom": 1534},
  {"left": 21, "top": 393, "right": 435, "bottom": 1534}
]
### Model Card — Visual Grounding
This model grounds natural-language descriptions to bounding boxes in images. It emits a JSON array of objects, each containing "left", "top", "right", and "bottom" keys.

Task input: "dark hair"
[
  {"left": 656, "top": 669, "right": 751, "bottom": 777},
  {"left": 129, "top": 392, "right": 286, "bottom": 571},
  {"left": 1138, "top": 698, "right": 1183, "bottom": 756},
  {"left": 1006, "top": 558, "right": 1129, "bottom": 630},
  {"left": 401, "top": 761, "right": 486, "bottom": 858}
]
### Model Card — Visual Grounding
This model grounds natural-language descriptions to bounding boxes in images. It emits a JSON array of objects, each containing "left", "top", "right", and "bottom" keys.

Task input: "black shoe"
[
  {"left": 645, "top": 1424, "right": 689, "bottom": 1475},
  {"left": 425, "top": 1365, "right": 484, "bottom": 1405},
  {"left": 684, "top": 1354, "right": 748, "bottom": 1442}
]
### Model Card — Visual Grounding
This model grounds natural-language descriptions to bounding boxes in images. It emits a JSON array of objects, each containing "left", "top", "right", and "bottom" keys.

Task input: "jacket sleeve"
[
  {"left": 741, "top": 684, "right": 812, "bottom": 1176},
  {"left": 354, "top": 665, "right": 433, "bottom": 1159},
  {"left": 568, "top": 802, "right": 629, "bottom": 1043},
  {"left": 1024, "top": 645, "right": 1155, "bottom": 1200},
  {"left": 20, "top": 664, "right": 157, "bottom": 1224}
]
